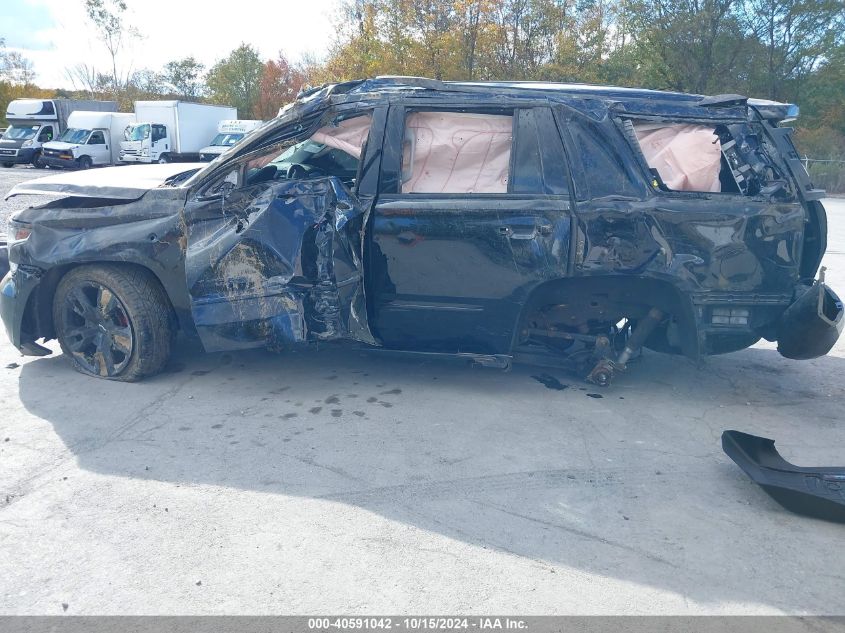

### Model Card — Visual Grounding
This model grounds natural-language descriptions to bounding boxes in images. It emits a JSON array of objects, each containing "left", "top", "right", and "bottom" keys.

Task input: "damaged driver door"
[{"left": 181, "top": 120, "right": 376, "bottom": 352}]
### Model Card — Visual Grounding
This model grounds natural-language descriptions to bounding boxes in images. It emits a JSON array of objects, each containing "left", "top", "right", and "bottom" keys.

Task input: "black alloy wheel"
[{"left": 60, "top": 281, "right": 134, "bottom": 377}]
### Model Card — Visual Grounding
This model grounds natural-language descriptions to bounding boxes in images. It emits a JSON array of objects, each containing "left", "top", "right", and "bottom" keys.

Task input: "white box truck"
[
  {"left": 198, "top": 119, "right": 264, "bottom": 161},
  {"left": 0, "top": 98, "right": 117, "bottom": 168},
  {"left": 41, "top": 111, "right": 136, "bottom": 169},
  {"left": 120, "top": 101, "right": 237, "bottom": 164}
]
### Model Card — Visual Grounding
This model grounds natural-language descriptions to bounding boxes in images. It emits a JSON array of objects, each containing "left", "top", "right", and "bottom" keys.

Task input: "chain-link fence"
[{"left": 803, "top": 158, "right": 845, "bottom": 194}]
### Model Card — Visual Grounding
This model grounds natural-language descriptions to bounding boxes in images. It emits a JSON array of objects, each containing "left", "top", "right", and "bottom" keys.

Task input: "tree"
[
  {"left": 206, "top": 44, "right": 264, "bottom": 118},
  {"left": 741, "top": 0, "right": 845, "bottom": 101},
  {"left": 0, "top": 38, "right": 36, "bottom": 86},
  {"left": 255, "top": 53, "right": 306, "bottom": 120},
  {"left": 65, "top": 63, "right": 104, "bottom": 96},
  {"left": 625, "top": 0, "right": 750, "bottom": 94},
  {"left": 161, "top": 57, "right": 206, "bottom": 99},
  {"left": 83, "top": 0, "right": 140, "bottom": 94}
]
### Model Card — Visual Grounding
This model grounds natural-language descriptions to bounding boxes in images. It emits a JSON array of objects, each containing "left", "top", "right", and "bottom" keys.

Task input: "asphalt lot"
[{"left": 1, "top": 165, "right": 843, "bottom": 615}]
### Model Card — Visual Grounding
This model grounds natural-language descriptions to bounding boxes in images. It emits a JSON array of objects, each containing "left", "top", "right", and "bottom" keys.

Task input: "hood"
[
  {"left": 0, "top": 138, "right": 26, "bottom": 148},
  {"left": 199, "top": 145, "right": 225, "bottom": 154},
  {"left": 5, "top": 162, "right": 206, "bottom": 200},
  {"left": 43, "top": 141, "right": 79, "bottom": 152}
]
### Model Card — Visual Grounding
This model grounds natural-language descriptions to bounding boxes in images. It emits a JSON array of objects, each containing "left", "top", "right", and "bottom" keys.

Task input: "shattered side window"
[
  {"left": 241, "top": 114, "right": 372, "bottom": 187},
  {"left": 400, "top": 111, "right": 513, "bottom": 194},
  {"left": 626, "top": 119, "right": 793, "bottom": 197},
  {"left": 632, "top": 122, "right": 722, "bottom": 193}
]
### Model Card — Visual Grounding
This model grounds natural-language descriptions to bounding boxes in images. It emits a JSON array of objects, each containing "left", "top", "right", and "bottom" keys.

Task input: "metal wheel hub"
[{"left": 62, "top": 282, "right": 134, "bottom": 376}]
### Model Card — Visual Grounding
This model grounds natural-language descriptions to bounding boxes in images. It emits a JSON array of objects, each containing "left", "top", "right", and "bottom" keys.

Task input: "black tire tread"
[{"left": 53, "top": 264, "right": 173, "bottom": 382}]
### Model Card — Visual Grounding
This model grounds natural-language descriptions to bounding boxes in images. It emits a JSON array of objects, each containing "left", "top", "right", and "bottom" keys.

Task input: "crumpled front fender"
[{"left": 184, "top": 176, "right": 375, "bottom": 352}]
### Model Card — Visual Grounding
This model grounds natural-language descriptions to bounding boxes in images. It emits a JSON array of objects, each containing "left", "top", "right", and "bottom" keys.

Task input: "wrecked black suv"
[{"left": 2, "top": 77, "right": 842, "bottom": 383}]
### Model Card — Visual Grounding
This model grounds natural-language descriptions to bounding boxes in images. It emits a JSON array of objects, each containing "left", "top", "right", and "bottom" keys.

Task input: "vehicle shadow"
[{"left": 16, "top": 340, "right": 845, "bottom": 612}]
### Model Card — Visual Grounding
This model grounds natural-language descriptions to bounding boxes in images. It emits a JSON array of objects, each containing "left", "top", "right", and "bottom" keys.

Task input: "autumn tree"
[{"left": 255, "top": 53, "right": 306, "bottom": 120}]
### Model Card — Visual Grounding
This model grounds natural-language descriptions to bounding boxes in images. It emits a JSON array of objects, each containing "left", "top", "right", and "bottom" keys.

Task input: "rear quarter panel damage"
[{"left": 578, "top": 197, "right": 804, "bottom": 295}]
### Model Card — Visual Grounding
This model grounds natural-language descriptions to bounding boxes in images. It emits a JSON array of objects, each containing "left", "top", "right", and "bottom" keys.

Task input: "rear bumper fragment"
[
  {"left": 776, "top": 277, "right": 843, "bottom": 359},
  {"left": 722, "top": 430, "right": 845, "bottom": 523}
]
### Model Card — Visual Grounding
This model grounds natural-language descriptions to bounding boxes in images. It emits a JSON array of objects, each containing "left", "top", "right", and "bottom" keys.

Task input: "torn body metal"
[
  {"left": 184, "top": 177, "right": 374, "bottom": 351},
  {"left": 776, "top": 269, "right": 843, "bottom": 359},
  {"left": 0, "top": 77, "right": 841, "bottom": 382},
  {"left": 723, "top": 430, "right": 845, "bottom": 523}
]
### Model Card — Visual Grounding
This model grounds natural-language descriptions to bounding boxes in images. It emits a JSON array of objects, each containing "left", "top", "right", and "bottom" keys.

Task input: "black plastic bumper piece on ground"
[{"left": 722, "top": 430, "right": 845, "bottom": 523}]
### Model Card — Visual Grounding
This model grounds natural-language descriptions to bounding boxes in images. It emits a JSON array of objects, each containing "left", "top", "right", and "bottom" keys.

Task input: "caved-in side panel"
[
  {"left": 577, "top": 198, "right": 804, "bottom": 295},
  {"left": 561, "top": 110, "right": 809, "bottom": 357},
  {"left": 563, "top": 112, "right": 805, "bottom": 297},
  {"left": 184, "top": 177, "right": 373, "bottom": 352}
]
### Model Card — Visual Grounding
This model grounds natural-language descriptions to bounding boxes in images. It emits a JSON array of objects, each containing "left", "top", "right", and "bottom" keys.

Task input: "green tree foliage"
[
  {"left": 743, "top": 0, "right": 845, "bottom": 101},
  {"left": 206, "top": 44, "right": 264, "bottom": 118},
  {"left": 160, "top": 57, "right": 206, "bottom": 99}
]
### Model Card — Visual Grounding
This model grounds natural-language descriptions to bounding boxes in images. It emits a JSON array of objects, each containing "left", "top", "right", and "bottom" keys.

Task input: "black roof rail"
[
  {"left": 372, "top": 76, "right": 448, "bottom": 90},
  {"left": 699, "top": 94, "right": 748, "bottom": 107}
]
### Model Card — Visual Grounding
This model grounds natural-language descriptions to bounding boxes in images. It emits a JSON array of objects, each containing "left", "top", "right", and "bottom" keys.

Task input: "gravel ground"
[
  {"left": 0, "top": 166, "right": 60, "bottom": 229},
  {"left": 1, "top": 167, "right": 844, "bottom": 615}
]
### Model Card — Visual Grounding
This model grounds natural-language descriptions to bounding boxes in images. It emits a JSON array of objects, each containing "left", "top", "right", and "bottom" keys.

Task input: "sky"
[{"left": 1, "top": 0, "right": 339, "bottom": 88}]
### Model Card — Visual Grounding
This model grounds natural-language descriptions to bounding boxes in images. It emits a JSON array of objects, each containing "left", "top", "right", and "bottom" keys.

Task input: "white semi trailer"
[{"left": 119, "top": 101, "right": 237, "bottom": 164}]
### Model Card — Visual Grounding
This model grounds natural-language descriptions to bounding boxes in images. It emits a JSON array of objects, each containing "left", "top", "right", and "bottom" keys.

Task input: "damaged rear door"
[{"left": 181, "top": 110, "right": 380, "bottom": 352}]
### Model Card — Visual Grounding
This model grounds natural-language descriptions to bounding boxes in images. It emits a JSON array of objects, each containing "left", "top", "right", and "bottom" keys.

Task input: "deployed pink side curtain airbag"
[
  {"left": 633, "top": 122, "right": 722, "bottom": 192},
  {"left": 312, "top": 115, "right": 372, "bottom": 159},
  {"left": 402, "top": 112, "right": 513, "bottom": 193}
]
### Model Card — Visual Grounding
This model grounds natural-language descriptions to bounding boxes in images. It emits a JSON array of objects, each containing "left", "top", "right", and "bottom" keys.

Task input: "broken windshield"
[{"left": 126, "top": 124, "right": 150, "bottom": 141}]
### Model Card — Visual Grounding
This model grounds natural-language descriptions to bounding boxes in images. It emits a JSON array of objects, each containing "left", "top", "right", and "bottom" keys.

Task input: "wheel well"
[
  {"left": 514, "top": 276, "right": 700, "bottom": 359},
  {"left": 24, "top": 262, "right": 177, "bottom": 341}
]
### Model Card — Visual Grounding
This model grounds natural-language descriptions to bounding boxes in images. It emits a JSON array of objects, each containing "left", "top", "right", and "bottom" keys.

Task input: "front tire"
[
  {"left": 2, "top": 163, "right": 13, "bottom": 168},
  {"left": 157, "top": 154, "right": 170, "bottom": 164},
  {"left": 32, "top": 152, "right": 45, "bottom": 168},
  {"left": 77, "top": 156, "right": 92, "bottom": 170},
  {"left": 53, "top": 265, "right": 173, "bottom": 381}
]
